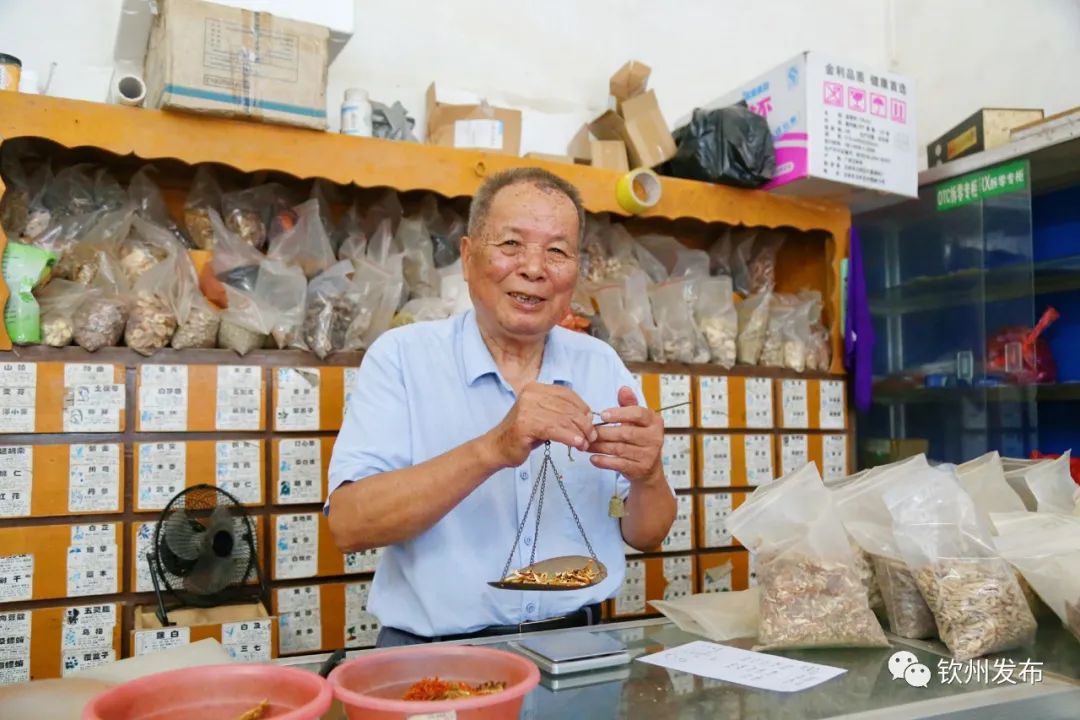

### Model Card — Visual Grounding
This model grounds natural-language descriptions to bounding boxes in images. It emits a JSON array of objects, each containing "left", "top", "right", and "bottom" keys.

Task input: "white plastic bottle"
[{"left": 340, "top": 88, "right": 373, "bottom": 137}]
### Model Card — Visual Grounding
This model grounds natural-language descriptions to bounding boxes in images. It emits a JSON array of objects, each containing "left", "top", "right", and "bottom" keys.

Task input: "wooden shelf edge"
[{"left": 0, "top": 93, "right": 849, "bottom": 231}]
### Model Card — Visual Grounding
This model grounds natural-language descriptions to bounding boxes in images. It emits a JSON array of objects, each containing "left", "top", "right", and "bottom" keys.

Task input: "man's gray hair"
[{"left": 467, "top": 167, "right": 586, "bottom": 246}]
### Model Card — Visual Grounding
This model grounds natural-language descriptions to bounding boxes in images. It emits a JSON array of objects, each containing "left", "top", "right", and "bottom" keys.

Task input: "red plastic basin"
[
  {"left": 328, "top": 645, "right": 540, "bottom": 720},
  {"left": 81, "top": 663, "right": 332, "bottom": 720}
]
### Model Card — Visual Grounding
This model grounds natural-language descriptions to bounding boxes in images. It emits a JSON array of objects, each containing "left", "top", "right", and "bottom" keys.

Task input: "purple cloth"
[{"left": 845, "top": 227, "right": 875, "bottom": 412}]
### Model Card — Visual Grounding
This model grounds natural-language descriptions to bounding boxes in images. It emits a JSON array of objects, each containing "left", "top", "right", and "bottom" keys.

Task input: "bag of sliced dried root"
[
  {"left": 885, "top": 471, "right": 1037, "bottom": 660},
  {"left": 832, "top": 454, "right": 937, "bottom": 638},
  {"left": 727, "top": 462, "right": 888, "bottom": 651},
  {"left": 992, "top": 511, "right": 1080, "bottom": 643}
]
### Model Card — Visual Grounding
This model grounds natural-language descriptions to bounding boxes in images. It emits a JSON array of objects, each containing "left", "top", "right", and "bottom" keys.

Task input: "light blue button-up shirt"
[{"left": 328, "top": 310, "right": 643, "bottom": 637}]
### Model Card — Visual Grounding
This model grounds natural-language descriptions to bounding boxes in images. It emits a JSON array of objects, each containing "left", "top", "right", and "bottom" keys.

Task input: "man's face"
[{"left": 461, "top": 182, "right": 580, "bottom": 342}]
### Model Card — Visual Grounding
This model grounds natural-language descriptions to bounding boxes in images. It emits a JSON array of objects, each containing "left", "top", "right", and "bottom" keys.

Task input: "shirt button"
[
  {"left": 526, "top": 603, "right": 536, "bottom": 613},
  {"left": 524, "top": 536, "right": 532, "bottom": 546},
  {"left": 519, "top": 471, "right": 528, "bottom": 480}
]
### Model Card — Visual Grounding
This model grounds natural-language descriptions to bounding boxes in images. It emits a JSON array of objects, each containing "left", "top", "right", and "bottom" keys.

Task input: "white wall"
[{"left": 1, "top": 0, "right": 1077, "bottom": 167}]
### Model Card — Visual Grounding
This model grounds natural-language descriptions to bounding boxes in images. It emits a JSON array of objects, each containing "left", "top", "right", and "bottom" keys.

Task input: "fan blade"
[
  {"left": 186, "top": 548, "right": 235, "bottom": 596},
  {"left": 163, "top": 509, "right": 205, "bottom": 561}
]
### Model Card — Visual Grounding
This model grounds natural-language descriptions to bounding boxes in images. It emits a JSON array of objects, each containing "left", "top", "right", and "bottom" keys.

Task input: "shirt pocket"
[{"left": 546, "top": 455, "right": 613, "bottom": 548}]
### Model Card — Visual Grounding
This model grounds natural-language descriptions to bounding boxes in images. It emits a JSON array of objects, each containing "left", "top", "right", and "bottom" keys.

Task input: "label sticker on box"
[
  {"left": 0, "top": 656, "right": 29, "bottom": 685},
  {"left": 345, "top": 581, "right": 380, "bottom": 648},
  {"left": 216, "top": 441, "right": 261, "bottom": 504},
  {"left": 134, "top": 523, "right": 157, "bottom": 592},
  {"left": 700, "top": 435, "right": 732, "bottom": 487},
  {"left": 66, "top": 542, "right": 118, "bottom": 597},
  {"left": 276, "top": 368, "right": 320, "bottom": 431},
  {"left": 62, "top": 648, "right": 115, "bottom": 677},
  {"left": 137, "top": 442, "right": 186, "bottom": 509},
  {"left": 69, "top": 443, "right": 121, "bottom": 513},
  {"left": 662, "top": 556, "right": 693, "bottom": 601},
  {"left": 0, "top": 554, "right": 33, "bottom": 602},
  {"left": 662, "top": 434, "right": 692, "bottom": 490},
  {"left": 0, "top": 610, "right": 30, "bottom": 661},
  {"left": 698, "top": 377, "right": 729, "bottom": 428},
  {"left": 615, "top": 560, "right": 646, "bottom": 615},
  {"left": 744, "top": 435, "right": 774, "bottom": 486},
  {"left": 139, "top": 365, "right": 189, "bottom": 431},
  {"left": 660, "top": 495, "right": 693, "bottom": 552},
  {"left": 823, "top": 434, "right": 847, "bottom": 480},
  {"left": 63, "top": 604, "right": 116, "bottom": 651},
  {"left": 744, "top": 378, "right": 773, "bottom": 428},
  {"left": 780, "top": 434, "right": 810, "bottom": 475},
  {"left": 820, "top": 381, "right": 845, "bottom": 429},
  {"left": 659, "top": 375, "right": 692, "bottom": 427},
  {"left": 0, "top": 361, "right": 36, "bottom": 433},
  {"left": 278, "top": 585, "right": 322, "bottom": 654},
  {"left": 63, "top": 364, "right": 123, "bottom": 433},
  {"left": 0, "top": 445, "right": 31, "bottom": 517},
  {"left": 134, "top": 627, "right": 190, "bottom": 656},
  {"left": 705, "top": 493, "right": 734, "bottom": 547},
  {"left": 343, "top": 368, "right": 358, "bottom": 423},
  {"left": 223, "top": 619, "right": 272, "bottom": 662},
  {"left": 453, "top": 118, "right": 504, "bottom": 150},
  {"left": 781, "top": 380, "right": 809, "bottom": 428},
  {"left": 277, "top": 439, "right": 322, "bottom": 504},
  {"left": 344, "top": 546, "right": 383, "bottom": 574},
  {"left": 275, "top": 514, "right": 318, "bottom": 579},
  {"left": 216, "top": 366, "right": 263, "bottom": 430}
]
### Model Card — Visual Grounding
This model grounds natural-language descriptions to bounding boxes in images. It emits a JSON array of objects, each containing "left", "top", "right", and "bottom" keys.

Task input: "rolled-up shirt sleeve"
[{"left": 327, "top": 334, "right": 413, "bottom": 504}]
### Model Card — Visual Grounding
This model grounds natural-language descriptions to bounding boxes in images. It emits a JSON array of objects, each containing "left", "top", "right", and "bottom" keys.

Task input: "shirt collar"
[{"left": 461, "top": 310, "right": 573, "bottom": 390}]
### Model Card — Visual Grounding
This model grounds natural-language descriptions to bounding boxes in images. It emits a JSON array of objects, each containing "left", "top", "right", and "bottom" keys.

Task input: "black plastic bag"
[{"left": 665, "top": 103, "right": 775, "bottom": 188}]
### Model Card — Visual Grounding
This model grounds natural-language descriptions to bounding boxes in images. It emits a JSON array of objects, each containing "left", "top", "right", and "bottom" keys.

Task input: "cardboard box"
[
  {"left": 678, "top": 51, "right": 918, "bottom": 204},
  {"left": 610, "top": 60, "right": 651, "bottom": 111},
  {"left": 589, "top": 139, "right": 630, "bottom": 172},
  {"left": 143, "top": 0, "right": 329, "bottom": 130},
  {"left": 524, "top": 152, "right": 577, "bottom": 165},
  {"left": 567, "top": 124, "right": 593, "bottom": 162},
  {"left": 590, "top": 90, "right": 676, "bottom": 168},
  {"left": 131, "top": 602, "right": 277, "bottom": 660},
  {"left": 927, "top": 108, "right": 1044, "bottom": 167},
  {"left": 425, "top": 83, "right": 522, "bottom": 155}
]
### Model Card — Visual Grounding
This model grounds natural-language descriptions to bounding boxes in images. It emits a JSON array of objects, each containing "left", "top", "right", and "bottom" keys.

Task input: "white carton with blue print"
[{"left": 677, "top": 52, "right": 917, "bottom": 205}]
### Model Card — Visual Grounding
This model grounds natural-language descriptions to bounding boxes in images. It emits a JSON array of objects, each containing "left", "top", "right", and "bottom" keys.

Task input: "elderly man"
[{"left": 327, "top": 167, "right": 675, "bottom": 647}]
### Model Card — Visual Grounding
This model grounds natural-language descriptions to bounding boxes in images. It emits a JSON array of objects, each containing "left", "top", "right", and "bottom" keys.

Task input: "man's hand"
[
  {"left": 588, "top": 386, "right": 665, "bottom": 485},
  {"left": 484, "top": 382, "right": 598, "bottom": 469}
]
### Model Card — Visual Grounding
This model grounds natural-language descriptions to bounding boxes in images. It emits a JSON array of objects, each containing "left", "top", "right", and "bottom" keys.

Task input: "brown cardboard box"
[
  {"left": 589, "top": 140, "right": 630, "bottom": 172},
  {"left": 524, "top": 152, "right": 577, "bottom": 165},
  {"left": 143, "top": 0, "right": 329, "bottom": 130},
  {"left": 130, "top": 602, "right": 278, "bottom": 659},
  {"left": 610, "top": 60, "right": 651, "bottom": 111},
  {"left": 590, "top": 90, "right": 676, "bottom": 168},
  {"left": 425, "top": 83, "right": 522, "bottom": 155},
  {"left": 567, "top": 124, "right": 592, "bottom": 162},
  {"left": 927, "top": 108, "right": 1044, "bottom": 167}
]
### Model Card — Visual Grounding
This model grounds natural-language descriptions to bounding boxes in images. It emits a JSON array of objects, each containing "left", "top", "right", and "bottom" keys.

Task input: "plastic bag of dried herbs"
[
  {"left": 885, "top": 468, "right": 1038, "bottom": 660},
  {"left": 992, "top": 511, "right": 1080, "bottom": 643},
  {"left": 726, "top": 462, "right": 889, "bottom": 651},
  {"left": 832, "top": 455, "right": 938, "bottom": 639}
]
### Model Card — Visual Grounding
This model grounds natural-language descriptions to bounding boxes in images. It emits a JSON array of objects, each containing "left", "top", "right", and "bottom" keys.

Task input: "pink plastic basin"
[
  {"left": 328, "top": 645, "right": 540, "bottom": 720},
  {"left": 81, "top": 663, "right": 332, "bottom": 720}
]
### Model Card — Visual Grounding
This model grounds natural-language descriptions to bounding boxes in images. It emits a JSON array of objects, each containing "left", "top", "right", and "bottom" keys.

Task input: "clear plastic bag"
[
  {"left": 761, "top": 294, "right": 809, "bottom": 371},
  {"left": 73, "top": 252, "right": 130, "bottom": 352},
  {"left": 992, "top": 511, "right": 1080, "bottom": 642},
  {"left": 129, "top": 166, "right": 190, "bottom": 248},
  {"left": 708, "top": 227, "right": 735, "bottom": 278},
  {"left": 53, "top": 205, "right": 134, "bottom": 285},
  {"left": 184, "top": 166, "right": 223, "bottom": 250},
  {"left": 637, "top": 235, "right": 709, "bottom": 281},
  {"left": 421, "top": 194, "right": 465, "bottom": 269},
  {"left": 396, "top": 215, "right": 440, "bottom": 299},
  {"left": 799, "top": 289, "right": 832, "bottom": 371},
  {"left": 581, "top": 214, "right": 612, "bottom": 283},
  {"left": 624, "top": 269, "right": 662, "bottom": 361},
  {"left": 308, "top": 179, "right": 339, "bottom": 246},
  {"left": 222, "top": 184, "right": 278, "bottom": 250},
  {"left": 218, "top": 281, "right": 272, "bottom": 356},
  {"left": 303, "top": 260, "right": 357, "bottom": 359},
  {"left": 885, "top": 468, "right": 1038, "bottom": 659},
  {"left": 593, "top": 283, "right": 647, "bottom": 362},
  {"left": 736, "top": 292, "right": 771, "bottom": 365},
  {"left": 336, "top": 200, "right": 368, "bottom": 263},
  {"left": 0, "top": 146, "right": 52, "bottom": 240},
  {"left": 44, "top": 164, "right": 97, "bottom": 219},
  {"left": 726, "top": 462, "right": 889, "bottom": 650},
  {"left": 36, "top": 278, "right": 86, "bottom": 347},
  {"left": 956, "top": 451, "right": 1029, "bottom": 525},
  {"left": 1004, "top": 452, "right": 1078, "bottom": 514},
  {"left": 733, "top": 229, "right": 783, "bottom": 296},
  {"left": 267, "top": 198, "right": 336, "bottom": 278},
  {"left": 694, "top": 275, "right": 737, "bottom": 368},
  {"left": 93, "top": 167, "right": 127, "bottom": 211},
  {"left": 349, "top": 254, "right": 405, "bottom": 350},
  {"left": 832, "top": 455, "right": 938, "bottom": 639},
  {"left": 209, "top": 208, "right": 264, "bottom": 279},
  {"left": 362, "top": 189, "right": 404, "bottom": 239},
  {"left": 124, "top": 248, "right": 179, "bottom": 356},
  {"left": 120, "top": 213, "right": 178, "bottom": 284},
  {"left": 259, "top": 259, "right": 308, "bottom": 349},
  {"left": 391, "top": 297, "right": 455, "bottom": 328},
  {"left": 170, "top": 250, "right": 220, "bottom": 350},
  {"left": 648, "top": 277, "right": 709, "bottom": 363}
]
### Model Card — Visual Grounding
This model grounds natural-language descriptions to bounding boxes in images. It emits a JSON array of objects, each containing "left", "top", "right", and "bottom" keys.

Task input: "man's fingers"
[
  {"left": 598, "top": 404, "right": 655, "bottom": 427},
  {"left": 594, "top": 424, "right": 651, "bottom": 446},
  {"left": 617, "top": 385, "right": 639, "bottom": 407},
  {"left": 587, "top": 440, "right": 646, "bottom": 462},
  {"left": 590, "top": 453, "right": 636, "bottom": 475}
]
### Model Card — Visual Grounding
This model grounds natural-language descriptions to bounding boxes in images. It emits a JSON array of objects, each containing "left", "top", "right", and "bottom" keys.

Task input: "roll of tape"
[
  {"left": 110, "top": 73, "right": 146, "bottom": 107},
  {"left": 615, "top": 168, "right": 662, "bottom": 214}
]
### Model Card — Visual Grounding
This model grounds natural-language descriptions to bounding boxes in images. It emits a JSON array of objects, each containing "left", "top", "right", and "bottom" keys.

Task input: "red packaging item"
[
  {"left": 1029, "top": 451, "right": 1080, "bottom": 486},
  {"left": 987, "top": 307, "right": 1059, "bottom": 384}
]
